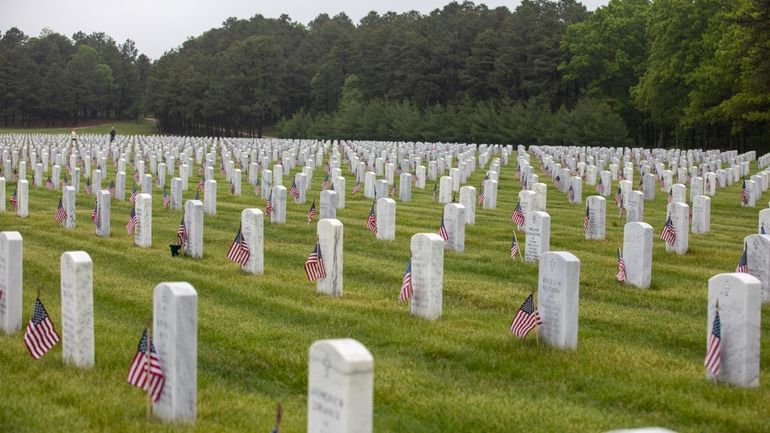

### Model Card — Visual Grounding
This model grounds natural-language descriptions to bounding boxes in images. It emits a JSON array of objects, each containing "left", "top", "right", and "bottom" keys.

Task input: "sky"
[{"left": 0, "top": 0, "right": 609, "bottom": 60}]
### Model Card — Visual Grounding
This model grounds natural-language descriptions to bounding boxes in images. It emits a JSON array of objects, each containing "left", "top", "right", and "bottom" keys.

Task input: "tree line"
[
  {"left": 0, "top": 28, "right": 150, "bottom": 126},
  {"left": 2, "top": 0, "right": 769, "bottom": 149}
]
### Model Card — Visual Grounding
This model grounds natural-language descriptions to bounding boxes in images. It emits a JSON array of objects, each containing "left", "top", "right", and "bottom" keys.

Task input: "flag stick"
[
  {"left": 513, "top": 230, "right": 523, "bottom": 262},
  {"left": 275, "top": 402, "right": 283, "bottom": 433},
  {"left": 146, "top": 317, "right": 153, "bottom": 419}
]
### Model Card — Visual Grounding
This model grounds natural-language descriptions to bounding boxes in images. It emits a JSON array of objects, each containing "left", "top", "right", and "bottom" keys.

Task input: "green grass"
[
  {"left": 0, "top": 119, "right": 160, "bottom": 136},
  {"left": 0, "top": 145, "right": 769, "bottom": 433}
]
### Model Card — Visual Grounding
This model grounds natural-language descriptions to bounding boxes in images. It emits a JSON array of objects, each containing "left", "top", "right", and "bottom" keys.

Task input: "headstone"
[
  {"left": 364, "top": 172, "right": 376, "bottom": 199},
  {"left": 449, "top": 168, "right": 460, "bottom": 192},
  {"left": 376, "top": 198, "right": 396, "bottom": 241},
  {"left": 96, "top": 189, "right": 110, "bottom": 237},
  {"left": 231, "top": 169, "right": 241, "bottom": 195},
  {"left": 92, "top": 169, "right": 102, "bottom": 192},
  {"left": 671, "top": 183, "right": 686, "bottom": 203},
  {"left": 0, "top": 177, "right": 4, "bottom": 213},
  {"left": 116, "top": 171, "right": 126, "bottom": 201},
  {"left": 317, "top": 218, "right": 343, "bottom": 296},
  {"left": 60, "top": 251, "right": 94, "bottom": 368},
  {"left": 459, "top": 186, "right": 476, "bottom": 225},
  {"left": 439, "top": 176, "right": 452, "bottom": 203},
  {"left": 538, "top": 251, "right": 580, "bottom": 349},
  {"left": 184, "top": 200, "right": 204, "bottom": 258},
  {"left": 203, "top": 179, "right": 216, "bottom": 215},
  {"left": 568, "top": 176, "right": 582, "bottom": 204},
  {"left": 261, "top": 170, "right": 272, "bottom": 199},
  {"left": 307, "top": 338, "right": 373, "bottom": 433},
  {"left": 585, "top": 196, "right": 606, "bottom": 240},
  {"left": 443, "top": 203, "right": 466, "bottom": 252},
  {"left": 758, "top": 208, "right": 770, "bottom": 234},
  {"left": 320, "top": 190, "right": 337, "bottom": 220},
  {"left": 623, "top": 222, "right": 653, "bottom": 289},
  {"left": 409, "top": 233, "right": 444, "bottom": 320},
  {"left": 666, "top": 202, "right": 689, "bottom": 255},
  {"left": 533, "top": 183, "right": 547, "bottom": 211},
  {"left": 524, "top": 211, "right": 550, "bottom": 262},
  {"left": 142, "top": 173, "right": 152, "bottom": 194},
  {"left": 399, "top": 173, "right": 412, "bottom": 201},
  {"left": 643, "top": 173, "right": 656, "bottom": 200},
  {"left": 599, "top": 171, "right": 612, "bottom": 197},
  {"left": 744, "top": 234, "right": 770, "bottom": 303},
  {"left": 153, "top": 282, "right": 198, "bottom": 422},
  {"left": 171, "top": 178, "right": 183, "bottom": 210},
  {"left": 690, "top": 176, "right": 704, "bottom": 202},
  {"left": 241, "top": 209, "right": 264, "bottom": 275},
  {"left": 62, "top": 186, "right": 76, "bottom": 229},
  {"left": 482, "top": 179, "right": 498, "bottom": 209},
  {"left": 17, "top": 180, "right": 28, "bottom": 217},
  {"left": 0, "top": 231, "right": 22, "bottom": 333},
  {"left": 707, "top": 273, "right": 761, "bottom": 387},
  {"left": 691, "top": 195, "right": 710, "bottom": 234},
  {"left": 619, "top": 179, "right": 632, "bottom": 207},
  {"left": 626, "top": 190, "right": 644, "bottom": 223},
  {"left": 375, "top": 179, "right": 388, "bottom": 200},
  {"left": 135, "top": 193, "right": 152, "bottom": 248},
  {"left": 273, "top": 164, "right": 283, "bottom": 186}
]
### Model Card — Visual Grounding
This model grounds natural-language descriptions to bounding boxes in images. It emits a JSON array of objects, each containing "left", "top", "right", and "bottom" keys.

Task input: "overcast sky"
[{"left": 1, "top": 0, "right": 609, "bottom": 60}]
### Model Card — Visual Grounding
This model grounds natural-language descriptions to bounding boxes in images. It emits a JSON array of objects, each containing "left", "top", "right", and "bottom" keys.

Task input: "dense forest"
[{"left": 1, "top": 0, "right": 769, "bottom": 149}]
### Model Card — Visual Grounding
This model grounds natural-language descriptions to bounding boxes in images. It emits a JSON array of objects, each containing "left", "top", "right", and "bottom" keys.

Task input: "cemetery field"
[
  {"left": 0, "top": 118, "right": 159, "bottom": 136},
  {"left": 1, "top": 150, "right": 769, "bottom": 433}
]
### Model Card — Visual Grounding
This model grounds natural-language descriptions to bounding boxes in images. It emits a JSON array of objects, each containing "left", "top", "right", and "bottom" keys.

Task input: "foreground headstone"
[
  {"left": 153, "top": 282, "right": 198, "bottom": 422},
  {"left": 0, "top": 231, "right": 22, "bottom": 333},
  {"left": 538, "top": 251, "right": 580, "bottom": 349},
  {"left": 241, "top": 209, "right": 264, "bottom": 274},
  {"left": 184, "top": 200, "right": 204, "bottom": 258},
  {"left": 307, "top": 338, "right": 373, "bottom": 433},
  {"left": 96, "top": 189, "right": 111, "bottom": 237},
  {"left": 376, "top": 198, "right": 396, "bottom": 241},
  {"left": 707, "top": 273, "right": 760, "bottom": 387},
  {"left": 62, "top": 186, "right": 77, "bottom": 229},
  {"left": 443, "top": 203, "right": 466, "bottom": 252},
  {"left": 410, "top": 233, "right": 444, "bottom": 320},
  {"left": 623, "top": 222, "right": 653, "bottom": 289},
  {"left": 135, "top": 193, "right": 152, "bottom": 248},
  {"left": 585, "top": 196, "right": 606, "bottom": 240},
  {"left": 60, "top": 251, "right": 94, "bottom": 368},
  {"left": 317, "top": 219, "right": 343, "bottom": 296},
  {"left": 691, "top": 195, "right": 710, "bottom": 234},
  {"left": 525, "top": 211, "right": 550, "bottom": 262}
]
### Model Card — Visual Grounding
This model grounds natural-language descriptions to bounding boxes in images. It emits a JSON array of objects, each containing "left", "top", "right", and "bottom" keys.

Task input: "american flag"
[
  {"left": 162, "top": 189, "right": 171, "bottom": 208},
  {"left": 511, "top": 201, "right": 525, "bottom": 227},
  {"left": 659, "top": 215, "right": 676, "bottom": 246},
  {"left": 736, "top": 244, "right": 748, "bottom": 273},
  {"left": 84, "top": 179, "right": 92, "bottom": 195},
  {"left": 553, "top": 175, "right": 561, "bottom": 189},
  {"left": 583, "top": 204, "right": 590, "bottom": 233},
  {"left": 254, "top": 180, "right": 261, "bottom": 197},
  {"left": 704, "top": 309, "right": 722, "bottom": 377},
  {"left": 432, "top": 184, "right": 437, "bottom": 201},
  {"left": 390, "top": 184, "right": 396, "bottom": 197},
  {"left": 177, "top": 217, "right": 187, "bottom": 246},
  {"left": 398, "top": 259, "right": 413, "bottom": 303},
  {"left": 478, "top": 189, "right": 485, "bottom": 206},
  {"left": 198, "top": 165, "right": 204, "bottom": 176},
  {"left": 219, "top": 163, "right": 226, "bottom": 177},
  {"left": 55, "top": 197, "right": 67, "bottom": 223},
  {"left": 616, "top": 248, "right": 626, "bottom": 282},
  {"left": 126, "top": 328, "right": 165, "bottom": 402},
  {"left": 307, "top": 201, "right": 317, "bottom": 224},
  {"left": 126, "top": 206, "right": 138, "bottom": 234},
  {"left": 45, "top": 176, "right": 54, "bottom": 189},
  {"left": 741, "top": 180, "right": 749, "bottom": 205},
  {"left": 509, "top": 294, "right": 542, "bottom": 339},
  {"left": 227, "top": 227, "right": 251, "bottom": 266},
  {"left": 108, "top": 180, "right": 115, "bottom": 196},
  {"left": 133, "top": 170, "right": 140, "bottom": 183},
  {"left": 91, "top": 203, "right": 98, "bottom": 223},
  {"left": 614, "top": 186, "right": 622, "bottom": 207},
  {"left": 10, "top": 188, "right": 17, "bottom": 209},
  {"left": 667, "top": 190, "right": 673, "bottom": 204},
  {"left": 265, "top": 192, "right": 273, "bottom": 217},
  {"left": 304, "top": 242, "right": 326, "bottom": 281},
  {"left": 198, "top": 177, "right": 205, "bottom": 191},
  {"left": 289, "top": 180, "right": 299, "bottom": 199},
  {"left": 618, "top": 172, "right": 625, "bottom": 181},
  {"left": 366, "top": 202, "right": 378, "bottom": 234},
  {"left": 129, "top": 184, "right": 138, "bottom": 203},
  {"left": 24, "top": 298, "right": 60, "bottom": 359},
  {"left": 510, "top": 233, "right": 519, "bottom": 259},
  {"left": 352, "top": 181, "right": 361, "bottom": 194},
  {"left": 438, "top": 216, "right": 449, "bottom": 241},
  {"left": 567, "top": 185, "right": 575, "bottom": 202},
  {"left": 322, "top": 175, "right": 330, "bottom": 190}
]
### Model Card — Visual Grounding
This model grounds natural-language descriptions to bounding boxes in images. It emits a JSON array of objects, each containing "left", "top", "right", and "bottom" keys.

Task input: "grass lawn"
[
  {"left": 0, "top": 118, "right": 160, "bottom": 136},
  {"left": 0, "top": 140, "right": 768, "bottom": 433}
]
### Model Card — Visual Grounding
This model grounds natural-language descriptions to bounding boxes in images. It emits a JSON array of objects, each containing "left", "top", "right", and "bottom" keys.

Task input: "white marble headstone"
[
  {"left": 623, "top": 222, "right": 652, "bottom": 289},
  {"left": 241, "top": 209, "right": 264, "bottom": 274},
  {"left": 585, "top": 196, "right": 606, "bottom": 240},
  {"left": 376, "top": 198, "right": 396, "bottom": 241},
  {"left": 538, "top": 251, "right": 580, "bottom": 349},
  {"left": 0, "top": 231, "right": 22, "bottom": 333},
  {"left": 409, "top": 233, "right": 444, "bottom": 320},
  {"left": 184, "top": 200, "right": 204, "bottom": 259},
  {"left": 135, "top": 193, "right": 152, "bottom": 248},
  {"left": 443, "top": 203, "right": 466, "bottom": 252},
  {"left": 317, "top": 219, "right": 343, "bottom": 297},
  {"left": 525, "top": 211, "right": 550, "bottom": 262},
  {"left": 60, "top": 251, "right": 94, "bottom": 367}
]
